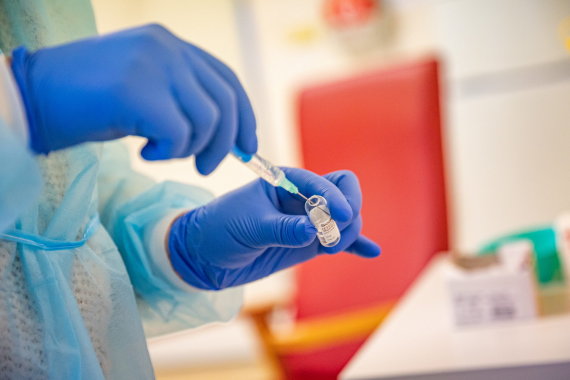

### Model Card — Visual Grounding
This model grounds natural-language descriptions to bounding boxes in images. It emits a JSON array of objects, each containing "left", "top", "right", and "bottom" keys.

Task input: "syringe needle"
[{"left": 232, "top": 147, "right": 308, "bottom": 201}]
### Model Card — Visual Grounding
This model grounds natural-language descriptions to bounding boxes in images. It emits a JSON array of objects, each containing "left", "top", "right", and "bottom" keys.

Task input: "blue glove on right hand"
[
  {"left": 168, "top": 168, "right": 381, "bottom": 290},
  {"left": 11, "top": 24, "right": 257, "bottom": 174}
]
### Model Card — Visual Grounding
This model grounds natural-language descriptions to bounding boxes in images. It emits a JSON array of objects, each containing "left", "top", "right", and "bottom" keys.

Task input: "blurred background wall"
[
  {"left": 437, "top": 0, "right": 570, "bottom": 251},
  {"left": 89, "top": 0, "right": 570, "bottom": 378}
]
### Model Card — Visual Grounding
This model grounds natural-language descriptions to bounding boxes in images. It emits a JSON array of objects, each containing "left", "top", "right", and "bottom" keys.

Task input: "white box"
[{"left": 446, "top": 242, "right": 537, "bottom": 327}]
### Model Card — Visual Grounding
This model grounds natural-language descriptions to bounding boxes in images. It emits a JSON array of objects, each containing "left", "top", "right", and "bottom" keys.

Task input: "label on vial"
[{"left": 320, "top": 219, "right": 338, "bottom": 243}]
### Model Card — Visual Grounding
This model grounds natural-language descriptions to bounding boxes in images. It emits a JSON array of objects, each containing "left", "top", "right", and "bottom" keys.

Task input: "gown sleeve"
[
  {"left": 0, "top": 55, "right": 42, "bottom": 233},
  {"left": 97, "top": 141, "right": 243, "bottom": 337}
]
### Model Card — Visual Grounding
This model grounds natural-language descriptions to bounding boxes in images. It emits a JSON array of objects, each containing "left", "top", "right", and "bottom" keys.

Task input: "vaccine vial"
[{"left": 305, "top": 195, "right": 341, "bottom": 247}]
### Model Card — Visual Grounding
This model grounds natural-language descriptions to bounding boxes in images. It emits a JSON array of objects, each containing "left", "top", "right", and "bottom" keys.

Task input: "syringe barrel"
[
  {"left": 232, "top": 148, "right": 283, "bottom": 186},
  {"left": 244, "top": 154, "right": 284, "bottom": 186}
]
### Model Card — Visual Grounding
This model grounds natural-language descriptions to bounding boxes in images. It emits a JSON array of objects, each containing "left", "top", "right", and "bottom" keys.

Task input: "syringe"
[
  {"left": 232, "top": 147, "right": 308, "bottom": 200},
  {"left": 232, "top": 147, "right": 339, "bottom": 247}
]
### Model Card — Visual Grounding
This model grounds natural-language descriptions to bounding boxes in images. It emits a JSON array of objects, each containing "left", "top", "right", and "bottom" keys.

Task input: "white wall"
[
  {"left": 436, "top": 0, "right": 570, "bottom": 250},
  {"left": 239, "top": 0, "right": 439, "bottom": 165}
]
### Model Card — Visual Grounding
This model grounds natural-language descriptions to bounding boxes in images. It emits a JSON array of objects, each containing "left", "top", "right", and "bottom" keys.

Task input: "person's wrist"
[
  {"left": 168, "top": 207, "right": 223, "bottom": 290},
  {"left": 10, "top": 46, "right": 50, "bottom": 154},
  {"left": 163, "top": 211, "right": 189, "bottom": 280},
  {"left": 168, "top": 208, "right": 198, "bottom": 263}
]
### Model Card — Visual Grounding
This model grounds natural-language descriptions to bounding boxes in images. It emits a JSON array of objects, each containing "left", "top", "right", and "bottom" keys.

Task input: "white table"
[{"left": 340, "top": 254, "right": 570, "bottom": 380}]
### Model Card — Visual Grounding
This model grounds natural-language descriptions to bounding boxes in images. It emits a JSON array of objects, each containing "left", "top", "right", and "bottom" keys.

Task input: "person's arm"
[
  {"left": 0, "top": 54, "right": 41, "bottom": 233},
  {"left": 11, "top": 24, "right": 257, "bottom": 173},
  {"left": 97, "top": 141, "right": 242, "bottom": 337}
]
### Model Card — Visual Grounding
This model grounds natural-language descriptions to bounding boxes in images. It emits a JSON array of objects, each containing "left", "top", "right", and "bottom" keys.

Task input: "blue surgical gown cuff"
[{"left": 108, "top": 181, "right": 243, "bottom": 337}]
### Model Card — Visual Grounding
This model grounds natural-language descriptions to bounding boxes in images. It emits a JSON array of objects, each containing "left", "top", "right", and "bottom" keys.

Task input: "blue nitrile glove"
[
  {"left": 168, "top": 168, "right": 381, "bottom": 290},
  {"left": 10, "top": 24, "right": 256, "bottom": 174}
]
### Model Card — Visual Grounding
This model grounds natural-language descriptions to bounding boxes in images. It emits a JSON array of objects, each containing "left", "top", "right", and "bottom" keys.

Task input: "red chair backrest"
[{"left": 295, "top": 58, "right": 448, "bottom": 320}]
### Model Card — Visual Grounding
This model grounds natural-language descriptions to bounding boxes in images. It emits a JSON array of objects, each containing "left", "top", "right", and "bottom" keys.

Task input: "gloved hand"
[
  {"left": 168, "top": 168, "right": 381, "bottom": 290},
  {"left": 11, "top": 24, "right": 256, "bottom": 174}
]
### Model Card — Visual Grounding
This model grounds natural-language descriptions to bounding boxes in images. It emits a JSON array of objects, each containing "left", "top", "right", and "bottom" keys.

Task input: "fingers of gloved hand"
[
  {"left": 172, "top": 75, "right": 220, "bottom": 157},
  {"left": 345, "top": 235, "right": 382, "bottom": 258},
  {"left": 186, "top": 44, "right": 258, "bottom": 154},
  {"left": 251, "top": 241, "right": 322, "bottom": 279},
  {"left": 187, "top": 53, "right": 239, "bottom": 175},
  {"left": 323, "top": 170, "right": 362, "bottom": 219},
  {"left": 251, "top": 215, "right": 317, "bottom": 248},
  {"left": 320, "top": 214, "right": 363, "bottom": 254},
  {"left": 281, "top": 167, "right": 353, "bottom": 223},
  {"left": 139, "top": 100, "right": 192, "bottom": 160}
]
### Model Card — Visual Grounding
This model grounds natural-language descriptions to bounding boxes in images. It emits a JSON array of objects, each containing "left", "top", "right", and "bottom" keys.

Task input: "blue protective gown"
[{"left": 0, "top": 1, "right": 242, "bottom": 379}]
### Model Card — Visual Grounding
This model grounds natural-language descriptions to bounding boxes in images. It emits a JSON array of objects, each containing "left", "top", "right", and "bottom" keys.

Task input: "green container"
[{"left": 478, "top": 226, "right": 564, "bottom": 285}]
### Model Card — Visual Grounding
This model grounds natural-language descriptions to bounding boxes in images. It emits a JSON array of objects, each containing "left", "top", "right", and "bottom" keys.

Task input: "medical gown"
[{"left": 0, "top": 1, "right": 242, "bottom": 379}]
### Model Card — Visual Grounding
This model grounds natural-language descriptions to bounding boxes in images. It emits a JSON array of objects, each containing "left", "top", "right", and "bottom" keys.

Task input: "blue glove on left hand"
[{"left": 168, "top": 168, "right": 380, "bottom": 290}]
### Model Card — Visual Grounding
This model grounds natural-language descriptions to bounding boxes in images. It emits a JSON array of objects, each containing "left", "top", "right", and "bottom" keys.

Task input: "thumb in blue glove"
[
  {"left": 168, "top": 168, "right": 381, "bottom": 290},
  {"left": 11, "top": 24, "right": 257, "bottom": 174}
]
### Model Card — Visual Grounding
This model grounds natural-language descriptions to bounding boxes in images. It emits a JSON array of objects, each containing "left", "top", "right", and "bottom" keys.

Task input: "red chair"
[{"left": 245, "top": 58, "right": 449, "bottom": 380}]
